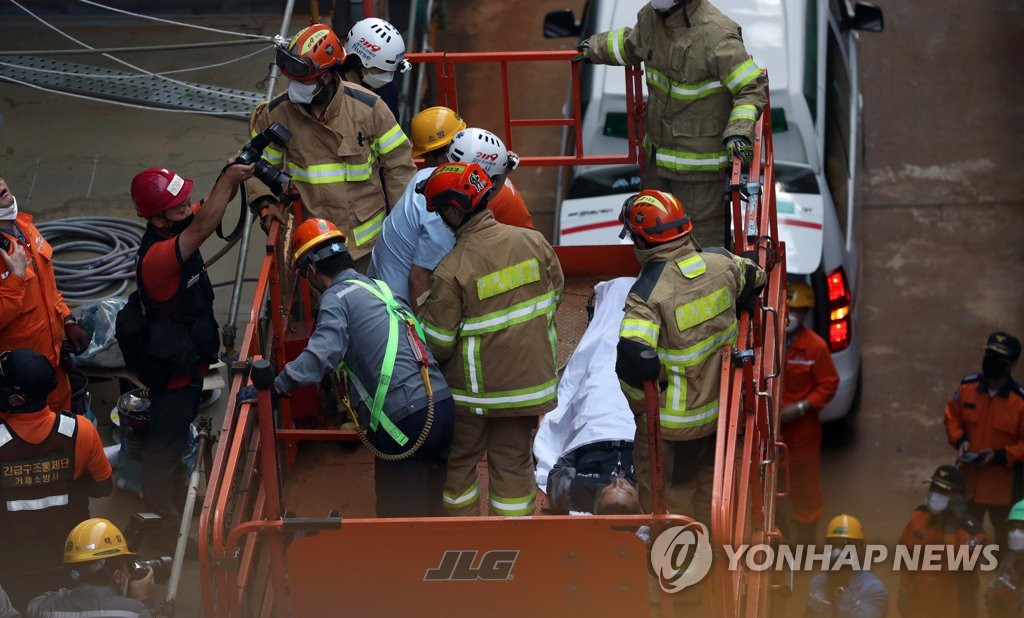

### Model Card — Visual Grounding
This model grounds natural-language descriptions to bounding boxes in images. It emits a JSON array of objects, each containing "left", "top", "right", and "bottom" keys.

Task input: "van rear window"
[{"left": 603, "top": 112, "right": 629, "bottom": 139}]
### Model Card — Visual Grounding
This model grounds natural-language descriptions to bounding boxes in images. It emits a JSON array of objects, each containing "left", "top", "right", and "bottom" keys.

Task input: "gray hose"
[{"left": 36, "top": 216, "right": 146, "bottom": 303}]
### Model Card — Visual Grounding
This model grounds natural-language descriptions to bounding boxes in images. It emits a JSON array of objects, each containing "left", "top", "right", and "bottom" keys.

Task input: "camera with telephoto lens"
[
  {"left": 130, "top": 556, "right": 173, "bottom": 584},
  {"left": 236, "top": 122, "right": 293, "bottom": 197},
  {"left": 123, "top": 512, "right": 173, "bottom": 584}
]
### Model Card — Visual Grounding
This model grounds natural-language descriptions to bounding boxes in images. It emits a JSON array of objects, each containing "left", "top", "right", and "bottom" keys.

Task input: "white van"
[{"left": 543, "top": 0, "right": 883, "bottom": 421}]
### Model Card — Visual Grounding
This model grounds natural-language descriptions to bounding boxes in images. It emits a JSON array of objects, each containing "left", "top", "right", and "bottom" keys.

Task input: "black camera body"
[
  {"left": 130, "top": 556, "right": 173, "bottom": 584},
  {"left": 236, "top": 122, "right": 293, "bottom": 197}
]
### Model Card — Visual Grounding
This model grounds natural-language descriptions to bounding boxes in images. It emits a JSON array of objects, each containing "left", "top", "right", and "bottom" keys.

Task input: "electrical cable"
[
  {"left": 0, "top": 39, "right": 271, "bottom": 56},
  {"left": 35, "top": 216, "right": 145, "bottom": 302},
  {"left": 0, "top": 47, "right": 271, "bottom": 81},
  {"left": 74, "top": 0, "right": 273, "bottom": 40}
]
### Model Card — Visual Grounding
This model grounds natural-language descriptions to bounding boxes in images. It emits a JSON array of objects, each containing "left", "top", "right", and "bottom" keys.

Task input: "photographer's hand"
[{"left": 129, "top": 566, "right": 155, "bottom": 602}]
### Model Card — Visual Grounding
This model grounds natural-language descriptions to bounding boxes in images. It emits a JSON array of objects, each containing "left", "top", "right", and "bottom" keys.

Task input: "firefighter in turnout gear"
[
  {"left": 262, "top": 218, "right": 454, "bottom": 517},
  {"left": 614, "top": 189, "right": 765, "bottom": 523},
  {"left": 418, "top": 162, "right": 564, "bottom": 517},
  {"left": 576, "top": 0, "right": 768, "bottom": 246},
  {"left": 247, "top": 24, "right": 416, "bottom": 268},
  {"left": 0, "top": 349, "right": 113, "bottom": 610}
]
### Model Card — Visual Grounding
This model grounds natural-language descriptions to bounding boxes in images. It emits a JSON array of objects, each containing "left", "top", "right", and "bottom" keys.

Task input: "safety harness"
[{"left": 336, "top": 278, "right": 434, "bottom": 460}]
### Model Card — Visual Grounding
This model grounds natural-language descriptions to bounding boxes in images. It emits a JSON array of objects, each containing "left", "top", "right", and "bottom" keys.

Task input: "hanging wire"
[
  {"left": 0, "top": 40, "right": 271, "bottom": 56},
  {"left": 75, "top": 0, "right": 272, "bottom": 40},
  {"left": 0, "top": 46, "right": 272, "bottom": 79}
]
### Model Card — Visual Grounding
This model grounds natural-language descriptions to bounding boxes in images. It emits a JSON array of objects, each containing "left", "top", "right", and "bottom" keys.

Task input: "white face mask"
[
  {"left": 926, "top": 491, "right": 950, "bottom": 514},
  {"left": 786, "top": 311, "right": 801, "bottom": 334},
  {"left": 650, "top": 0, "right": 678, "bottom": 11},
  {"left": 362, "top": 70, "right": 394, "bottom": 89},
  {"left": 287, "top": 80, "right": 319, "bottom": 104},
  {"left": 0, "top": 196, "right": 18, "bottom": 221},
  {"left": 1008, "top": 529, "right": 1024, "bottom": 552}
]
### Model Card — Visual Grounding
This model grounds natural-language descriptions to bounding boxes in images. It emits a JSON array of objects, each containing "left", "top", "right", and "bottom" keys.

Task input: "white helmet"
[
  {"left": 447, "top": 128, "right": 520, "bottom": 177},
  {"left": 344, "top": 18, "right": 411, "bottom": 73}
]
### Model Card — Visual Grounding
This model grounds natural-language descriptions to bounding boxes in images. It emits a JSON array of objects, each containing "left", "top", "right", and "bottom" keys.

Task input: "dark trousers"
[
  {"left": 372, "top": 396, "right": 455, "bottom": 518},
  {"left": 969, "top": 501, "right": 1011, "bottom": 549},
  {"left": 142, "top": 381, "right": 202, "bottom": 548}
]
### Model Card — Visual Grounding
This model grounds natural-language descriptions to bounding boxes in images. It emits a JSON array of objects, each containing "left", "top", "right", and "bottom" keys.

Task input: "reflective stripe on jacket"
[
  {"left": 619, "top": 236, "right": 765, "bottom": 440},
  {"left": 420, "top": 211, "right": 564, "bottom": 417},
  {"left": 245, "top": 83, "right": 416, "bottom": 259},
  {"left": 587, "top": 0, "right": 768, "bottom": 180}
]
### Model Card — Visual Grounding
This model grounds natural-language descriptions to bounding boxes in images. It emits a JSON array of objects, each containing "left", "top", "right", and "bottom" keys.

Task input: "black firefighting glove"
[
  {"left": 724, "top": 135, "right": 754, "bottom": 165},
  {"left": 572, "top": 37, "right": 592, "bottom": 64}
]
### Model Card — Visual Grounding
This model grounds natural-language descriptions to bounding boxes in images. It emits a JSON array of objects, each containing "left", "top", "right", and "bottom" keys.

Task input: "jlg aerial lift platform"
[{"left": 198, "top": 40, "right": 789, "bottom": 617}]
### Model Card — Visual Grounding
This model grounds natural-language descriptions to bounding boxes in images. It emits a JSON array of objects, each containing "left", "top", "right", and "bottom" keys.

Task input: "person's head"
[
  {"left": 596, "top": 476, "right": 641, "bottom": 515},
  {"left": 618, "top": 189, "right": 692, "bottom": 250},
  {"left": 786, "top": 281, "right": 814, "bottom": 334},
  {"left": 981, "top": 331, "right": 1019, "bottom": 382},
  {"left": 418, "top": 162, "right": 494, "bottom": 231},
  {"left": 925, "top": 464, "right": 965, "bottom": 513},
  {"left": 446, "top": 128, "right": 520, "bottom": 194},
  {"left": 342, "top": 18, "right": 410, "bottom": 90},
  {"left": 825, "top": 513, "right": 865, "bottom": 568},
  {"left": 291, "top": 218, "right": 352, "bottom": 292},
  {"left": 0, "top": 176, "right": 17, "bottom": 216},
  {"left": 0, "top": 348, "right": 58, "bottom": 413},
  {"left": 276, "top": 24, "right": 347, "bottom": 106},
  {"left": 64, "top": 518, "right": 138, "bottom": 594},
  {"left": 1007, "top": 500, "right": 1024, "bottom": 552},
  {"left": 410, "top": 106, "right": 467, "bottom": 163},
  {"left": 130, "top": 167, "right": 195, "bottom": 236}
]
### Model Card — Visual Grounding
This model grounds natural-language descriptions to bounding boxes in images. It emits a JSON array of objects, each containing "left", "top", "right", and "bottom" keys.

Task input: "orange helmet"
[
  {"left": 131, "top": 167, "right": 193, "bottom": 218},
  {"left": 618, "top": 189, "right": 692, "bottom": 244},
  {"left": 276, "top": 24, "right": 346, "bottom": 81},
  {"left": 410, "top": 107, "right": 466, "bottom": 157},
  {"left": 419, "top": 162, "right": 493, "bottom": 214},
  {"left": 292, "top": 218, "right": 347, "bottom": 267}
]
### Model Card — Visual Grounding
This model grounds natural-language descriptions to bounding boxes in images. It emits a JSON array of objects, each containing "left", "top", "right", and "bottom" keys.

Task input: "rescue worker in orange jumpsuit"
[
  {"left": 0, "top": 177, "right": 91, "bottom": 414},
  {"left": 246, "top": 24, "right": 415, "bottom": 271},
  {"left": 419, "top": 162, "right": 563, "bottom": 517},
  {"left": 0, "top": 348, "right": 112, "bottom": 609},
  {"left": 779, "top": 281, "right": 839, "bottom": 545},
  {"left": 897, "top": 465, "right": 985, "bottom": 618},
  {"left": 945, "top": 331, "right": 1024, "bottom": 550}
]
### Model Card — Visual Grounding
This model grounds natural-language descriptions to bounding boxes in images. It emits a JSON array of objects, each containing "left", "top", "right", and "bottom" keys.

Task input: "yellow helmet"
[
  {"left": 787, "top": 281, "right": 815, "bottom": 309},
  {"left": 410, "top": 106, "right": 466, "bottom": 157},
  {"left": 825, "top": 514, "right": 864, "bottom": 541},
  {"left": 64, "top": 518, "right": 134, "bottom": 564}
]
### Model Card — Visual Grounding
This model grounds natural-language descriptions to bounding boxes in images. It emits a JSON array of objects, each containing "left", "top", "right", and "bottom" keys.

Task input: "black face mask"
[
  {"left": 165, "top": 213, "right": 194, "bottom": 236},
  {"left": 982, "top": 355, "right": 1012, "bottom": 380}
]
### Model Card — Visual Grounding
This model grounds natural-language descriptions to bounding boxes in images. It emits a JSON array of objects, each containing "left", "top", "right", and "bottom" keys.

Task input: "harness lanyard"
[{"left": 337, "top": 278, "right": 426, "bottom": 447}]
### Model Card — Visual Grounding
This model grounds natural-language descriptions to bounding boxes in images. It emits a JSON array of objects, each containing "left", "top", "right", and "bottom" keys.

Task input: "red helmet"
[
  {"left": 276, "top": 24, "right": 346, "bottom": 81},
  {"left": 419, "top": 162, "right": 493, "bottom": 214},
  {"left": 619, "top": 189, "right": 693, "bottom": 244},
  {"left": 291, "top": 218, "right": 347, "bottom": 266},
  {"left": 130, "top": 167, "right": 194, "bottom": 218}
]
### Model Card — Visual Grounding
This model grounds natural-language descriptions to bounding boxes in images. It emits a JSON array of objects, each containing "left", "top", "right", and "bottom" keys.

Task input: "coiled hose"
[{"left": 36, "top": 216, "right": 146, "bottom": 303}]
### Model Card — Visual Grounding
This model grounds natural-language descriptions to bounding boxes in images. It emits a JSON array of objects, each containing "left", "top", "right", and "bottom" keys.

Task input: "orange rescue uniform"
[
  {"left": 0, "top": 212, "right": 73, "bottom": 413},
  {"left": 944, "top": 375, "right": 1024, "bottom": 505},
  {"left": 780, "top": 326, "right": 838, "bottom": 524},
  {"left": 487, "top": 180, "right": 534, "bottom": 230},
  {"left": 897, "top": 508, "right": 984, "bottom": 618},
  {"left": 0, "top": 408, "right": 112, "bottom": 482}
]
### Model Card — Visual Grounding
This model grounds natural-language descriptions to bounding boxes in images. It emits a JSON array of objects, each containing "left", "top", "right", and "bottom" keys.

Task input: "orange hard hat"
[
  {"left": 618, "top": 189, "right": 692, "bottom": 244},
  {"left": 410, "top": 107, "right": 466, "bottom": 157},
  {"left": 292, "top": 218, "right": 347, "bottom": 266},
  {"left": 276, "top": 24, "right": 346, "bottom": 81},
  {"left": 130, "top": 167, "right": 194, "bottom": 218},
  {"left": 419, "top": 162, "right": 493, "bottom": 214}
]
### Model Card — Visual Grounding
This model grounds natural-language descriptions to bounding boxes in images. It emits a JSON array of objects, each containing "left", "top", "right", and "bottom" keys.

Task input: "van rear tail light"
[{"left": 826, "top": 267, "right": 852, "bottom": 352}]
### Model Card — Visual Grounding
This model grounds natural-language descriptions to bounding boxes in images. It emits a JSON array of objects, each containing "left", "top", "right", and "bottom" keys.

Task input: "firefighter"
[
  {"left": 806, "top": 514, "right": 889, "bottom": 618},
  {"left": 27, "top": 518, "right": 154, "bottom": 618},
  {"left": 0, "top": 349, "right": 113, "bottom": 610},
  {"left": 370, "top": 111, "right": 533, "bottom": 310},
  {"left": 986, "top": 499, "right": 1024, "bottom": 616},
  {"left": 340, "top": 17, "right": 410, "bottom": 121},
  {"left": 614, "top": 189, "right": 765, "bottom": 524},
  {"left": 897, "top": 465, "right": 985, "bottom": 618},
  {"left": 0, "top": 176, "right": 91, "bottom": 414},
  {"left": 129, "top": 162, "right": 254, "bottom": 553},
  {"left": 418, "top": 162, "right": 564, "bottom": 517},
  {"left": 247, "top": 24, "right": 416, "bottom": 271},
  {"left": 446, "top": 128, "right": 534, "bottom": 230},
  {"left": 250, "top": 218, "right": 454, "bottom": 517},
  {"left": 779, "top": 281, "right": 839, "bottom": 546},
  {"left": 574, "top": 0, "right": 768, "bottom": 246},
  {"left": 945, "top": 331, "right": 1024, "bottom": 549}
]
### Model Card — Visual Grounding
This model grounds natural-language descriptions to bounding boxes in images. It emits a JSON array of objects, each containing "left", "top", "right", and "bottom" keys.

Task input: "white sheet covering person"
[{"left": 534, "top": 277, "right": 638, "bottom": 510}]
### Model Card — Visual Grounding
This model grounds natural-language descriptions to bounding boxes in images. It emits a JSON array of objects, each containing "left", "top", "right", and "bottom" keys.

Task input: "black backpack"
[{"left": 114, "top": 291, "right": 165, "bottom": 389}]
